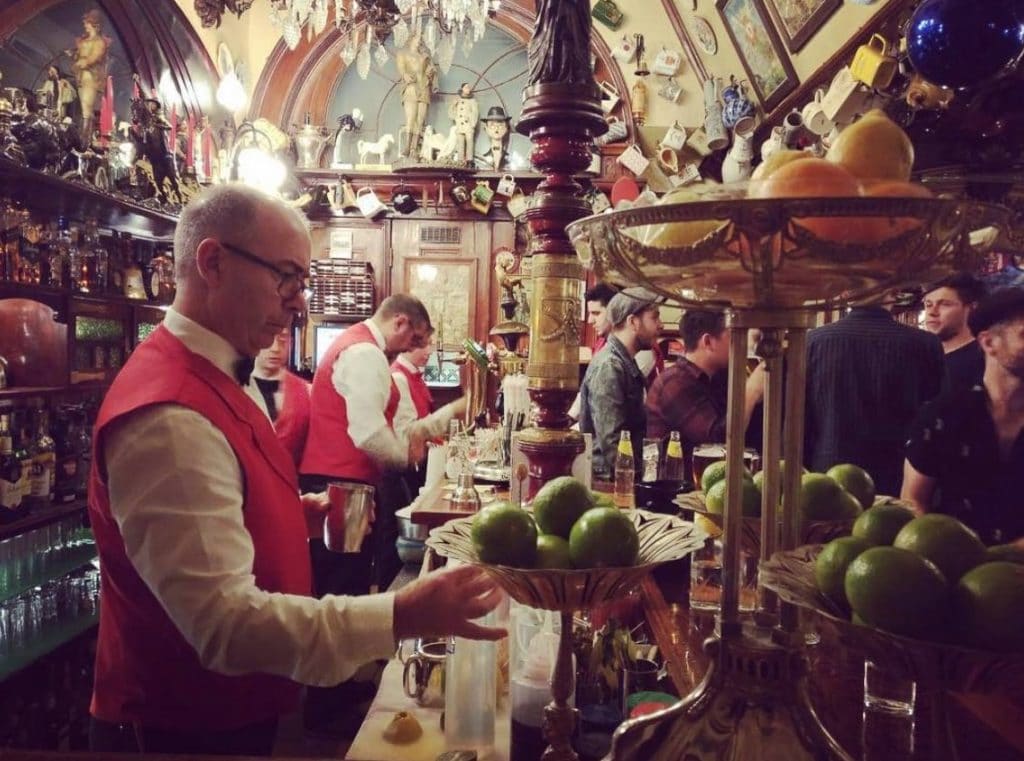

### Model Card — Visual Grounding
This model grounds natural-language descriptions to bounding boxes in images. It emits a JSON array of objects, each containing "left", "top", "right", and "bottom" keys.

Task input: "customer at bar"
[
  {"left": 804, "top": 290, "right": 945, "bottom": 496},
  {"left": 585, "top": 282, "right": 619, "bottom": 353},
  {"left": 579, "top": 287, "right": 662, "bottom": 478},
  {"left": 921, "top": 272, "right": 987, "bottom": 393},
  {"left": 87, "top": 184, "right": 504, "bottom": 756},
  {"left": 646, "top": 309, "right": 765, "bottom": 477},
  {"left": 249, "top": 325, "right": 311, "bottom": 467},
  {"left": 902, "top": 287, "right": 1024, "bottom": 546}
]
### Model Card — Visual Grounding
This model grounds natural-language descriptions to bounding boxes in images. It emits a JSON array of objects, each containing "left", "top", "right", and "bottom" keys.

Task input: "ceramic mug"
[{"left": 801, "top": 88, "right": 833, "bottom": 136}]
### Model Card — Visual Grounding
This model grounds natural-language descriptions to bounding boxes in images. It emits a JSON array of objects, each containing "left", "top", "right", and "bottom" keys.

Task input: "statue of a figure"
[
  {"left": 480, "top": 105, "right": 511, "bottom": 170},
  {"left": 36, "top": 66, "right": 78, "bottom": 123},
  {"left": 448, "top": 83, "right": 479, "bottom": 165},
  {"left": 527, "top": 0, "right": 593, "bottom": 86},
  {"left": 66, "top": 9, "right": 110, "bottom": 143},
  {"left": 395, "top": 29, "right": 437, "bottom": 158}
]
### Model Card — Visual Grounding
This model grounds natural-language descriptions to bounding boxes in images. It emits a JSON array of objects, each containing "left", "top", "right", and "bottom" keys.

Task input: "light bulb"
[{"left": 217, "top": 71, "right": 248, "bottom": 112}]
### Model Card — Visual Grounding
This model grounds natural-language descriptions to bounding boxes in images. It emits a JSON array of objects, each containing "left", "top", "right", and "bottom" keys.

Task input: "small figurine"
[
  {"left": 66, "top": 9, "right": 110, "bottom": 143},
  {"left": 448, "top": 83, "right": 479, "bottom": 165},
  {"left": 395, "top": 28, "right": 437, "bottom": 158},
  {"left": 36, "top": 66, "right": 78, "bottom": 123},
  {"left": 480, "top": 105, "right": 511, "bottom": 171}
]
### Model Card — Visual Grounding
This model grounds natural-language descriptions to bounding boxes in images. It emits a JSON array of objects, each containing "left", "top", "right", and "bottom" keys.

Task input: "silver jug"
[
  {"left": 293, "top": 113, "right": 329, "bottom": 169},
  {"left": 323, "top": 481, "right": 375, "bottom": 553},
  {"left": 401, "top": 638, "right": 447, "bottom": 707}
]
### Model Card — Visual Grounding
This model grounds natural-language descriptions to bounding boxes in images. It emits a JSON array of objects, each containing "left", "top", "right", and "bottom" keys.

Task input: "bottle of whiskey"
[
  {"left": 26, "top": 405, "right": 55, "bottom": 508},
  {"left": 13, "top": 411, "right": 33, "bottom": 512},
  {"left": 0, "top": 412, "right": 23, "bottom": 519},
  {"left": 47, "top": 217, "right": 72, "bottom": 290},
  {"left": 53, "top": 405, "right": 80, "bottom": 504}
]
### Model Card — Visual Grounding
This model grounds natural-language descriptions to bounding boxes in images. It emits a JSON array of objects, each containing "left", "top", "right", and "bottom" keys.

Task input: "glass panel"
[
  {"left": 74, "top": 316, "right": 123, "bottom": 342},
  {"left": 136, "top": 321, "right": 160, "bottom": 344}
]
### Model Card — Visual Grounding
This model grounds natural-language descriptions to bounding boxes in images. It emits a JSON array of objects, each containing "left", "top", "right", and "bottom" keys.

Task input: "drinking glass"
[
  {"left": 689, "top": 537, "right": 757, "bottom": 613},
  {"left": 641, "top": 438, "right": 661, "bottom": 483},
  {"left": 863, "top": 660, "right": 916, "bottom": 716}
]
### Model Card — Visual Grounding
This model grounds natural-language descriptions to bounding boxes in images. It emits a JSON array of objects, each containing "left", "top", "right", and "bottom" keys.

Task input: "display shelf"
[
  {"left": 0, "top": 281, "right": 167, "bottom": 311},
  {"left": 0, "top": 157, "right": 177, "bottom": 239},
  {"left": 0, "top": 383, "right": 107, "bottom": 402},
  {"left": 0, "top": 612, "right": 98, "bottom": 682},
  {"left": 0, "top": 546, "right": 96, "bottom": 606},
  {"left": 0, "top": 499, "right": 88, "bottom": 543}
]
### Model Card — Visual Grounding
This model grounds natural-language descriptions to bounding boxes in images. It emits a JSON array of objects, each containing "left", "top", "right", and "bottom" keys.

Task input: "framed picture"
[
  {"left": 716, "top": 0, "right": 798, "bottom": 112},
  {"left": 762, "top": 0, "right": 842, "bottom": 53}
]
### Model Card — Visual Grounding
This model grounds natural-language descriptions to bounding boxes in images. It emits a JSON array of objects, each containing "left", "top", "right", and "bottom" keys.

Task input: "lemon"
[{"left": 826, "top": 109, "right": 914, "bottom": 182}]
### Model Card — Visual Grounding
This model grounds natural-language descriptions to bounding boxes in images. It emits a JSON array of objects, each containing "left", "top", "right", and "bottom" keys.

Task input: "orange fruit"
[
  {"left": 862, "top": 180, "right": 933, "bottom": 239},
  {"left": 535, "top": 534, "right": 573, "bottom": 569},
  {"left": 532, "top": 476, "right": 594, "bottom": 539},
  {"left": 568, "top": 507, "right": 639, "bottom": 568},
  {"left": 471, "top": 502, "right": 538, "bottom": 567},
  {"left": 844, "top": 546, "right": 949, "bottom": 639},
  {"left": 953, "top": 561, "right": 1024, "bottom": 652},
  {"left": 816, "top": 536, "right": 873, "bottom": 608},
  {"left": 826, "top": 463, "right": 876, "bottom": 511},
  {"left": 852, "top": 503, "right": 915, "bottom": 546},
  {"left": 748, "top": 158, "right": 864, "bottom": 242},
  {"left": 893, "top": 513, "right": 986, "bottom": 583},
  {"left": 751, "top": 149, "right": 811, "bottom": 182}
]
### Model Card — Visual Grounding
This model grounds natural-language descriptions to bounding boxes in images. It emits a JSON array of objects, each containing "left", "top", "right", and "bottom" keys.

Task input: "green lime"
[
  {"left": 535, "top": 534, "right": 573, "bottom": 569},
  {"left": 852, "top": 503, "right": 915, "bottom": 546},
  {"left": 815, "top": 536, "right": 872, "bottom": 608},
  {"left": 568, "top": 507, "right": 639, "bottom": 568},
  {"left": 893, "top": 513, "right": 986, "bottom": 583},
  {"left": 532, "top": 476, "right": 594, "bottom": 539},
  {"left": 471, "top": 502, "right": 537, "bottom": 567}
]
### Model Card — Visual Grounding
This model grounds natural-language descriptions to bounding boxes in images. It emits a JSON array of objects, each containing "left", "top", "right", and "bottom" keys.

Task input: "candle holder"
[
  {"left": 427, "top": 510, "right": 707, "bottom": 761},
  {"left": 565, "top": 190, "right": 1009, "bottom": 761}
]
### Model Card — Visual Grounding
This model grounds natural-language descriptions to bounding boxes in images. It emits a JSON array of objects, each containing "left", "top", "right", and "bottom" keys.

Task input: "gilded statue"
[
  {"left": 66, "top": 9, "right": 110, "bottom": 142},
  {"left": 395, "top": 28, "right": 438, "bottom": 159}
]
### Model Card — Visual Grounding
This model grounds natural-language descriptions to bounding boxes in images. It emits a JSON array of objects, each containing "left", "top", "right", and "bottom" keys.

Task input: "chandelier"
[{"left": 268, "top": 0, "right": 501, "bottom": 78}]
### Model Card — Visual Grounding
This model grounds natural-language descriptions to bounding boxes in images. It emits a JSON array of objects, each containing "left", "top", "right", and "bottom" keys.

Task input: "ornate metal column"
[{"left": 515, "top": 0, "right": 607, "bottom": 499}]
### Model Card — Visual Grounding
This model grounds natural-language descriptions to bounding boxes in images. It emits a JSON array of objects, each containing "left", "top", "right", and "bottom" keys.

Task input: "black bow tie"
[{"left": 234, "top": 356, "right": 255, "bottom": 386}]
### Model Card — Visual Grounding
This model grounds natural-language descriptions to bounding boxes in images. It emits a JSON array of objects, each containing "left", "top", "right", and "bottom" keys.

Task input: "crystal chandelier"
[{"left": 269, "top": 0, "right": 501, "bottom": 78}]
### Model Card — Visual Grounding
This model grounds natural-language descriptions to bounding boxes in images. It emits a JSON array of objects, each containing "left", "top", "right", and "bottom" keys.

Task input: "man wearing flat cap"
[
  {"left": 902, "top": 287, "right": 1024, "bottom": 546},
  {"left": 579, "top": 287, "right": 663, "bottom": 478}
]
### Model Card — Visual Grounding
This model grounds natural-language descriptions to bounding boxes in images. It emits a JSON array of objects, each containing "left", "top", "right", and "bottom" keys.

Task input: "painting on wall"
[
  {"left": 762, "top": 0, "right": 842, "bottom": 53},
  {"left": 716, "top": 0, "right": 798, "bottom": 112}
]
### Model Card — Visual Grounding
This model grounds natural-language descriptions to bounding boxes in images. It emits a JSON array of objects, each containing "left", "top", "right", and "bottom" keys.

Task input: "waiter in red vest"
[
  {"left": 87, "top": 184, "right": 504, "bottom": 755},
  {"left": 391, "top": 329, "right": 466, "bottom": 498},
  {"left": 250, "top": 326, "right": 310, "bottom": 467}
]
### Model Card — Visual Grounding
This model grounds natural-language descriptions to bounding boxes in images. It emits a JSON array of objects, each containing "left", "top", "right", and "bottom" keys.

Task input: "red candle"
[
  {"left": 186, "top": 114, "right": 195, "bottom": 169},
  {"left": 168, "top": 104, "right": 178, "bottom": 158},
  {"left": 99, "top": 76, "right": 114, "bottom": 143}
]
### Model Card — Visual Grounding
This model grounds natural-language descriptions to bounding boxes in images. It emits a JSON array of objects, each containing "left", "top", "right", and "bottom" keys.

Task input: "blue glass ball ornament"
[{"left": 906, "top": 0, "right": 1024, "bottom": 89}]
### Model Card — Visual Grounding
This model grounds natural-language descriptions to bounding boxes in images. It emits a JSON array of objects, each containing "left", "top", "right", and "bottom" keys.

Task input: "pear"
[
  {"left": 637, "top": 186, "right": 727, "bottom": 248},
  {"left": 826, "top": 109, "right": 914, "bottom": 182}
]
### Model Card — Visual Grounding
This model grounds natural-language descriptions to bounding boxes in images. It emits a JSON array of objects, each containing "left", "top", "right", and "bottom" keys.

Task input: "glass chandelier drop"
[{"left": 269, "top": 0, "right": 501, "bottom": 75}]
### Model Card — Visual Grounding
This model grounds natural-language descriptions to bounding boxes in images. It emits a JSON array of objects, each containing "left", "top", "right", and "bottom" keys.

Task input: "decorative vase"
[
  {"left": 760, "top": 125, "right": 785, "bottom": 162},
  {"left": 907, "top": 0, "right": 1024, "bottom": 89},
  {"left": 722, "top": 116, "right": 756, "bottom": 183},
  {"left": 721, "top": 77, "right": 755, "bottom": 130}
]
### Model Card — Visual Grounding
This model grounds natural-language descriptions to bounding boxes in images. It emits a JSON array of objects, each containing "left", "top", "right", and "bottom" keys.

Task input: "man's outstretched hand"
[{"left": 394, "top": 564, "right": 507, "bottom": 642}]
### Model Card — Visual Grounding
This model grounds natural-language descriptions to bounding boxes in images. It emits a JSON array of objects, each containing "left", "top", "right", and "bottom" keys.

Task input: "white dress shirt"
[
  {"left": 104, "top": 308, "right": 396, "bottom": 687},
  {"left": 330, "top": 320, "right": 408, "bottom": 469},
  {"left": 391, "top": 355, "right": 455, "bottom": 440}
]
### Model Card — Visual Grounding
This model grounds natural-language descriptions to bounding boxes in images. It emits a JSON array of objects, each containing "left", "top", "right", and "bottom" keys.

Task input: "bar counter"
[{"left": 2, "top": 561, "right": 1023, "bottom": 761}]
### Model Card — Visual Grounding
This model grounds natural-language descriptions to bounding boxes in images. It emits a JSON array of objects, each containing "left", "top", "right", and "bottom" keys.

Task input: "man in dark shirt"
[
  {"left": 585, "top": 282, "right": 619, "bottom": 354},
  {"left": 579, "top": 288, "right": 662, "bottom": 478},
  {"left": 804, "top": 297, "right": 945, "bottom": 496},
  {"left": 902, "top": 288, "right": 1024, "bottom": 546},
  {"left": 646, "top": 310, "right": 765, "bottom": 477},
  {"left": 922, "top": 273, "right": 987, "bottom": 392}
]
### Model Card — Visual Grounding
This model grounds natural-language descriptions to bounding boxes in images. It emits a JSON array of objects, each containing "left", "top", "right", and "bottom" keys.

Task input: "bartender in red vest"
[
  {"left": 250, "top": 326, "right": 310, "bottom": 467},
  {"left": 391, "top": 329, "right": 466, "bottom": 497},
  {"left": 87, "top": 184, "right": 504, "bottom": 755}
]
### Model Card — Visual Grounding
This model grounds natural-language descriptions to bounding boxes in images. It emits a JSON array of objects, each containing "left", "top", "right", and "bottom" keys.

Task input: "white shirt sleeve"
[
  {"left": 332, "top": 343, "right": 407, "bottom": 468},
  {"left": 635, "top": 350, "right": 655, "bottom": 379},
  {"left": 391, "top": 372, "right": 417, "bottom": 439},
  {"left": 104, "top": 404, "right": 397, "bottom": 687}
]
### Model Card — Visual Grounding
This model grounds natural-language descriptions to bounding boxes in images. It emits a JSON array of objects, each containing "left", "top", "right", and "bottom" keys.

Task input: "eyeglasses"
[{"left": 218, "top": 240, "right": 309, "bottom": 299}]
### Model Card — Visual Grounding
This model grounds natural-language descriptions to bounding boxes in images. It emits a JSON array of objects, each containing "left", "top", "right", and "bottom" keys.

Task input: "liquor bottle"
[
  {"left": 53, "top": 405, "right": 80, "bottom": 504},
  {"left": 662, "top": 430, "right": 685, "bottom": 482},
  {"left": 13, "top": 412, "right": 33, "bottom": 511},
  {"left": 18, "top": 212, "right": 42, "bottom": 286},
  {"left": 75, "top": 219, "right": 104, "bottom": 293},
  {"left": 108, "top": 231, "right": 125, "bottom": 294},
  {"left": 26, "top": 406, "right": 55, "bottom": 507},
  {"left": 613, "top": 430, "right": 636, "bottom": 509},
  {"left": 47, "top": 217, "right": 72, "bottom": 289},
  {"left": 73, "top": 406, "right": 92, "bottom": 499},
  {"left": 122, "top": 235, "right": 146, "bottom": 300},
  {"left": 0, "top": 413, "right": 23, "bottom": 518}
]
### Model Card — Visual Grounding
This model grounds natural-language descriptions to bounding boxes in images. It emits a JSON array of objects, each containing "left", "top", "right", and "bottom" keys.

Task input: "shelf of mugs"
[
  {"left": 0, "top": 156, "right": 178, "bottom": 240},
  {"left": 0, "top": 566, "right": 100, "bottom": 682},
  {"left": 0, "top": 517, "right": 96, "bottom": 605}
]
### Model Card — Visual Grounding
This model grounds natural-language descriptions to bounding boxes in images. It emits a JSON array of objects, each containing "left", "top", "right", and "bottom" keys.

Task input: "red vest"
[
  {"left": 88, "top": 326, "right": 311, "bottom": 731},
  {"left": 300, "top": 322, "right": 400, "bottom": 483},
  {"left": 391, "top": 360, "right": 433, "bottom": 419},
  {"left": 274, "top": 371, "right": 311, "bottom": 467}
]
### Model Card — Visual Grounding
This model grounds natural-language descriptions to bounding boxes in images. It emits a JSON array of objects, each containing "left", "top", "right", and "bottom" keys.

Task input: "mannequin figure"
[
  {"left": 395, "top": 30, "right": 437, "bottom": 158},
  {"left": 448, "top": 83, "right": 479, "bottom": 165},
  {"left": 480, "top": 105, "right": 511, "bottom": 170}
]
